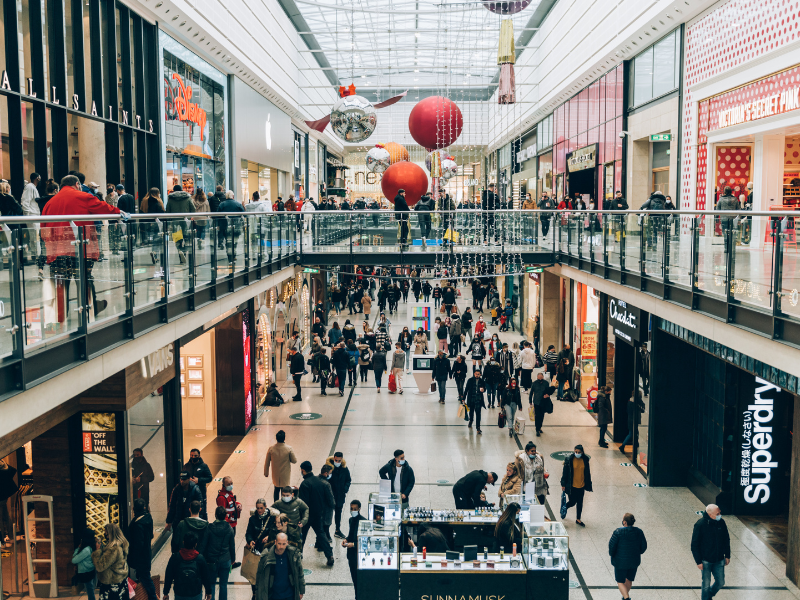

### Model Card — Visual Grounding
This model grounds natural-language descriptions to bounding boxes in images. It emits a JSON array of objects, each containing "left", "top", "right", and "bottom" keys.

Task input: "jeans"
[
  {"left": 486, "top": 383, "right": 498, "bottom": 406},
  {"left": 434, "top": 297, "right": 441, "bottom": 308},
  {"left": 420, "top": 221, "right": 431, "bottom": 239},
  {"left": 505, "top": 403, "right": 517, "bottom": 430},
  {"left": 337, "top": 368, "right": 347, "bottom": 393},
  {"left": 455, "top": 378, "right": 465, "bottom": 400},
  {"left": 293, "top": 374, "right": 302, "bottom": 399},
  {"left": 210, "top": 559, "right": 231, "bottom": 600},
  {"left": 557, "top": 379, "right": 567, "bottom": 399},
  {"left": 131, "top": 568, "right": 157, "bottom": 600},
  {"left": 405, "top": 349, "right": 411, "bottom": 369},
  {"left": 565, "top": 487, "right": 585, "bottom": 519},
  {"left": 541, "top": 218, "right": 550, "bottom": 237},
  {"left": 83, "top": 577, "right": 97, "bottom": 600},
  {"left": 468, "top": 406, "right": 482, "bottom": 430},
  {"left": 599, "top": 423, "right": 608, "bottom": 444},
  {"left": 375, "top": 369, "right": 384, "bottom": 388},
  {"left": 400, "top": 220, "right": 409, "bottom": 244},
  {"left": 437, "top": 379, "right": 447, "bottom": 402},
  {"left": 701, "top": 560, "right": 726, "bottom": 600}
]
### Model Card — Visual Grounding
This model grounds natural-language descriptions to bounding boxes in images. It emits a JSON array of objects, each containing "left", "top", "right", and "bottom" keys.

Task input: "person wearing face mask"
[
  {"left": 465, "top": 369, "right": 486, "bottom": 434},
  {"left": 378, "top": 450, "right": 415, "bottom": 509},
  {"left": 501, "top": 377, "right": 522, "bottom": 438},
  {"left": 493, "top": 502, "right": 523, "bottom": 553},
  {"left": 342, "top": 500, "right": 366, "bottom": 598},
  {"left": 398, "top": 328, "right": 413, "bottom": 372},
  {"left": 324, "top": 452, "right": 352, "bottom": 540},
  {"left": 691, "top": 504, "right": 730, "bottom": 600},
  {"left": 608, "top": 512, "right": 647, "bottom": 600},
  {"left": 166, "top": 472, "right": 203, "bottom": 532},
  {"left": 130, "top": 448, "right": 155, "bottom": 509},
  {"left": 216, "top": 477, "right": 242, "bottom": 565},
  {"left": 316, "top": 465, "right": 336, "bottom": 550},
  {"left": 271, "top": 487, "right": 309, "bottom": 534},
  {"left": 297, "top": 462, "right": 334, "bottom": 566},
  {"left": 514, "top": 442, "right": 549, "bottom": 506},
  {"left": 560, "top": 445, "right": 592, "bottom": 526},
  {"left": 184, "top": 448, "right": 213, "bottom": 520},
  {"left": 200, "top": 506, "right": 236, "bottom": 600}
]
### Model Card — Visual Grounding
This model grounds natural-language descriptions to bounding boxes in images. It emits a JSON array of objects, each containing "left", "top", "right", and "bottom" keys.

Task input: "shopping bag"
[
  {"left": 498, "top": 411, "right": 506, "bottom": 428},
  {"left": 171, "top": 229, "right": 183, "bottom": 243},
  {"left": 241, "top": 547, "right": 261, "bottom": 585},
  {"left": 457, "top": 404, "right": 466, "bottom": 419},
  {"left": 560, "top": 491, "right": 568, "bottom": 519},
  {"left": 514, "top": 414, "right": 526, "bottom": 435},
  {"left": 127, "top": 578, "right": 136, "bottom": 599},
  {"left": 443, "top": 228, "right": 460, "bottom": 243},
  {"left": 133, "top": 575, "right": 161, "bottom": 600},
  {"left": 327, "top": 371, "right": 335, "bottom": 387},
  {"left": 388, "top": 373, "right": 397, "bottom": 392},
  {"left": 430, "top": 381, "right": 437, "bottom": 392},
  {"left": 463, "top": 405, "right": 470, "bottom": 421},
  {"left": 528, "top": 406, "right": 536, "bottom": 421}
]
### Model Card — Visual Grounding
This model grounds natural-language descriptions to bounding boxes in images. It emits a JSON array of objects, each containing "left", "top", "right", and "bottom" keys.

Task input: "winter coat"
[
  {"left": 595, "top": 392, "right": 613, "bottom": 425},
  {"left": 501, "top": 386, "right": 522, "bottom": 410},
  {"left": 332, "top": 346, "right": 349, "bottom": 370},
  {"left": 200, "top": 520, "right": 236, "bottom": 564},
  {"left": 607, "top": 197, "right": 629, "bottom": 211},
  {"left": 372, "top": 351, "right": 388, "bottom": 372},
  {"left": 640, "top": 190, "right": 666, "bottom": 211},
  {"left": 0, "top": 193, "right": 23, "bottom": 221},
  {"left": 342, "top": 324, "right": 357, "bottom": 343},
  {"left": 298, "top": 472, "right": 335, "bottom": 519},
  {"left": 361, "top": 295, "right": 372, "bottom": 314},
  {"left": 166, "top": 190, "right": 196, "bottom": 239},
  {"left": 290, "top": 352, "right": 305, "bottom": 376},
  {"left": 514, "top": 450, "right": 548, "bottom": 496},
  {"left": 609, "top": 526, "right": 648, "bottom": 569},
  {"left": 72, "top": 547, "right": 95, "bottom": 574},
  {"left": 92, "top": 542, "right": 128, "bottom": 585},
  {"left": 164, "top": 550, "right": 212, "bottom": 597},
  {"left": 324, "top": 456, "right": 352, "bottom": 506},
  {"left": 394, "top": 194, "right": 410, "bottom": 219},
  {"left": 432, "top": 355, "right": 451, "bottom": 380},
  {"left": 255, "top": 546, "right": 305, "bottom": 600},
  {"left": 716, "top": 194, "right": 739, "bottom": 227},
  {"left": 245, "top": 509, "right": 280, "bottom": 553},
  {"left": 465, "top": 376, "right": 486, "bottom": 410},
  {"left": 414, "top": 196, "right": 435, "bottom": 224},
  {"left": 443, "top": 287, "right": 456, "bottom": 305},
  {"left": 209, "top": 191, "right": 226, "bottom": 212},
  {"left": 183, "top": 458, "right": 213, "bottom": 500},
  {"left": 451, "top": 360, "right": 468, "bottom": 380},
  {"left": 499, "top": 472, "right": 522, "bottom": 507},
  {"left": 450, "top": 318, "right": 462, "bottom": 338},
  {"left": 271, "top": 497, "right": 309, "bottom": 528},
  {"left": 560, "top": 453, "right": 593, "bottom": 494},
  {"left": 414, "top": 332, "right": 428, "bottom": 354},
  {"left": 357, "top": 343, "right": 372, "bottom": 366},
  {"left": 378, "top": 459, "right": 415, "bottom": 500},
  {"left": 41, "top": 186, "right": 120, "bottom": 262},
  {"left": 520, "top": 347, "right": 537, "bottom": 370},
  {"left": 166, "top": 481, "right": 203, "bottom": 525},
  {"left": 171, "top": 516, "right": 209, "bottom": 554},
  {"left": 690, "top": 512, "right": 731, "bottom": 564},
  {"left": 453, "top": 470, "right": 491, "bottom": 507}
]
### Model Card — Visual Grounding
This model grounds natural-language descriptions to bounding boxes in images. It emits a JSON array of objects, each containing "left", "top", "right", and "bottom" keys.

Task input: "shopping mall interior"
[{"left": 4, "top": 1, "right": 800, "bottom": 600}]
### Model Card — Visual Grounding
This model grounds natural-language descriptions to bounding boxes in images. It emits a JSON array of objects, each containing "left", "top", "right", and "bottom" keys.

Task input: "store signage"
[
  {"left": 581, "top": 331, "right": 597, "bottom": 359},
  {"left": 525, "top": 266, "right": 543, "bottom": 273},
  {"left": 303, "top": 268, "right": 319, "bottom": 273},
  {"left": 465, "top": 178, "right": 480, "bottom": 186},
  {"left": 737, "top": 375, "right": 789, "bottom": 512},
  {"left": 567, "top": 144, "right": 597, "bottom": 173},
  {"left": 716, "top": 85, "right": 800, "bottom": 130},
  {"left": 516, "top": 143, "right": 537, "bottom": 163},
  {"left": 609, "top": 297, "right": 642, "bottom": 345},
  {"left": 650, "top": 133, "right": 672, "bottom": 141},
  {"left": 172, "top": 74, "right": 208, "bottom": 140},
  {"left": 82, "top": 430, "right": 116, "bottom": 454},
  {"left": 140, "top": 343, "right": 174, "bottom": 378}
]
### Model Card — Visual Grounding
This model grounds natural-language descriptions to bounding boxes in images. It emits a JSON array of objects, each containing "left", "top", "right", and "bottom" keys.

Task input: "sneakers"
[
  {"left": 399, "top": 389, "right": 404, "bottom": 394},
  {"left": 326, "top": 556, "right": 335, "bottom": 566},
  {"left": 232, "top": 562, "right": 242, "bottom": 569},
  {"left": 334, "top": 530, "right": 346, "bottom": 539}
]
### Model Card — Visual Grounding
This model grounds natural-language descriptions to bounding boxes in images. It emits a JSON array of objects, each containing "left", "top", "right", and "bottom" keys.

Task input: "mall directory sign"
[{"left": 609, "top": 297, "right": 643, "bottom": 345}]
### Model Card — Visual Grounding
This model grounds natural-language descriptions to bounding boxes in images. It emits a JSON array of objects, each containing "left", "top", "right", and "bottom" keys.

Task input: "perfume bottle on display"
[
  {"left": 483, "top": 547, "right": 488, "bottom": 561},
  {"left": 422, "top": 547, "right": 427, "bottom": 560}
]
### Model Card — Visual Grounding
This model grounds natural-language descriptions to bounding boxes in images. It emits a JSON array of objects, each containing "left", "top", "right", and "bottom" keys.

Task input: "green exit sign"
[
  {"left": 303, "top": 268, "right": 319, "bottom": 273},
  {"left": 650, "top": 134, "right": 672, "bottom": 141},
  {"left": 525, "top": 266, "right": 543, "bottom": 273}
]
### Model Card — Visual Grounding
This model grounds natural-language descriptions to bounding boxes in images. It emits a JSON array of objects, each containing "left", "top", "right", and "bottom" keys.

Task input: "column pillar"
[
  {"left": 751, "top": 133, "right": 784, "bottom": 249},
  {"left": 540, "top": 270, "right": 561, "bottom": 352}
]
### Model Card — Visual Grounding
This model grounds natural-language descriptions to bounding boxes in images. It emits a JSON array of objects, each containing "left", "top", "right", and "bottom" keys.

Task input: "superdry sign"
[{"left": 609, "top": 297, "right": 642, "bottom": 345}]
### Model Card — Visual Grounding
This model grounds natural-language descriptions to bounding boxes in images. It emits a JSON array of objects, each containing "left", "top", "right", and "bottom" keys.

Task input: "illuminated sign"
[
  {"left": 716, "top": 85, "right": 800, "bottom": 130},
  {"left": 567, "top": 144, "right": 597, "bottom": 173},
  {"left": 649, "top": 133, "right": 672, "bottom": 141},
  {"left": 609, "top": 297, "right": 642, "bottom": 345},
  {"left": 172, "top": 74, "right": 208, "bottom": 140}
]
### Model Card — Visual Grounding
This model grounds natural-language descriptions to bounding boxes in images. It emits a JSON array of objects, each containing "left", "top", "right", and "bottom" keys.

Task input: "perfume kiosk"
[{"left": 356, "top": 518, "right": 401, "bottom": 600}]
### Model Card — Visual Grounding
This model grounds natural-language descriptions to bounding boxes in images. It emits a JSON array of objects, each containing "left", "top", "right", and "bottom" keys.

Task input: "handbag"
[
  {"left": 457, "top": 404, "right": 466, "bottom": 419},
  {"left": 498, "top": 411, "right": 506, "bottom": 428},
  {"left": 430, "top": 381, "right": 437, "bottom": 392},
  {"left": 171, "top": 229, "right": 183, "bottom": 243},
  {"left": 514, "top": 414, "right": 526, "bottom": 434},
  {"left": 241, "top": 546, "right": 261, "bottom": 585},
  {"left": 528, "top": 406, "right": 536, "bottom": 420},
  {"left": 560, "top": 491, "right": 568, "bottom": 519}
]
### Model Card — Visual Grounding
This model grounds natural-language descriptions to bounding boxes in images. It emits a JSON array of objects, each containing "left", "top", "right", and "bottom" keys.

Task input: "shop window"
[
  {"left": 17, "top": 0, "right": 34, "bottom": 92},
  {"left": 631, "top": 29, "right": 680, "bottom": 108},
  {"left": 605, "top": 70, "right": 615, "bottom": 124},
  {"left": 21, "top": 102, "right": 35, "bottom": 179},
  {"left": 0, "top": 2, "right": 5, "bottom": 77},
  {"left": 633, "top": 47, "right": 654, "bottom": 107},
  {"left": 64, "top": 0, "right": 78, "bottom": 105},
  {"left": 127, "top": 395, "right": 167, "bottom": 543}
]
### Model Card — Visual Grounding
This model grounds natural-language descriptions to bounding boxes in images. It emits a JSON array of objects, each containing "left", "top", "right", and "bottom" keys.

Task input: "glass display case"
[
  {"left": 357, "top": 520, "right": 400, "bottom": 570},
  {"left": 504, "top": 494, "right": 543, "bottom": 523},
  {"left": 399, "top": 552, "right": 526, "bottom": 572},
  {"left": 522, "top": 522, "right": 569, "bottom": 570},
  {"left": 368, "top": 492, "right": 403, "bottom": 522}
]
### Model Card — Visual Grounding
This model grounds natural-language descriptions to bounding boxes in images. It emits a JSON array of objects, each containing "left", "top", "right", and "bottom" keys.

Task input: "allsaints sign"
[
  {"left": 567, "top": 144, "right": 597, "bottom": 172},
  {"left": 0, "top": 70, "right": 154, "bottom": 132},
  {"left": 609, "top": 297, "right": 642, "bottom": 345}
]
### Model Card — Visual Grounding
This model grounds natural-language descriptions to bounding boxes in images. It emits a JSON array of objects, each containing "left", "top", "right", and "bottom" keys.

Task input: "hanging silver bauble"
[
  {"left": 329, "top": 95, "right": 377, "bottom": 143},
  {"left": 441, "top": 157, "right": 458, "bottom": 181},
  {"left": 365, "top": 145, "right": 391, "bottom": 173}
]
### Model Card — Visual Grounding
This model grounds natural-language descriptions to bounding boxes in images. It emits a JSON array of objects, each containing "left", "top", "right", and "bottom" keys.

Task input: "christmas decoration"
[
  {"left": 408, "top": 96, "right": 463, "bottom": 149},
  {"left": 483, "top": 0, "right": 531, "bottom": 15},
  {"left": 366, "top": 144, "right": 391, "bottom": 173},
  {"left": 303, "top": 87, "right": 407, "bottom": 140},
  {"left": 381, "top": 161, "right": 429, "bottom": 207},
  {"left": 497, "top": 20, "right": 516, "bottom": 104},
  {"left": 384, "top": 142, "right": 410, "bottom": 164},
  {"left": 441, "top": 156, "right": 458, "bottom": 181}
]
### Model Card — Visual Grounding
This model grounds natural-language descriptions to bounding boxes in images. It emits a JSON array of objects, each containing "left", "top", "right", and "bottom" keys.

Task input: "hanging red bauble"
[
  {"left": 408, "top": 96, "right": 463, "bottom": 150},
  {"left": 381, "top": 161, "right": 429, "bottom": 207}
]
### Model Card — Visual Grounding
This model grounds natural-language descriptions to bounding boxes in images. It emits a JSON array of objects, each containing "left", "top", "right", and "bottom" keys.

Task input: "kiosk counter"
[
  {"left": 356, "top": 520, "right": 400, "bottom": 600},
  {"left": 523, "top": 522, "right": 569, "bottom": 600}
]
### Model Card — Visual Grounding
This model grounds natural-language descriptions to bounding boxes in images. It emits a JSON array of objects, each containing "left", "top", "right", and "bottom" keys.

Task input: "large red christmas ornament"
[
  {"left": 381, "top": 162, "right": 429, "bottom": 207},
  {"left": 408, "top": 96, "right": 463, "bottom": 150}
]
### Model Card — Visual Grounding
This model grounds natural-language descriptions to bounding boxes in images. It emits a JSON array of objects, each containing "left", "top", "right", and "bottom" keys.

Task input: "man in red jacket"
[
  {"left": 41, "top": 173, "right": 123, "bottom": 319},
  {"left": 216, "top": 476, "right": 242, "bottom": 568}
]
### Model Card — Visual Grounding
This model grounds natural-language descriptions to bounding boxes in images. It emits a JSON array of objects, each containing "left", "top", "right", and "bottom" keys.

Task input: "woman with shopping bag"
[{"left": 500, "top": 377, "right": 522, "bottom": 438}]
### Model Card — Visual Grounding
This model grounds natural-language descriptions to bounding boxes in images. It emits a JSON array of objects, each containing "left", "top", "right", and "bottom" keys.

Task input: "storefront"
[
  {"left": 513, "top": 128, "right": 538, "bottom": 203},
  {"left": 162, "top": 33, "right": 228, "bottom": 197},
  {"left": 551, "top": 64, "right": 625, "bottom": 204},
  {"left": 231, "top": 77, "right": 293, "bottom": 205},
  {"left": 293, "top": 127, "right": 307, "bottom": 200},
  {"left": 649, "top": 318, "right": 799, "bottom": 575},
  {"left": 523, "top": 271, "right": 540, "bottom": 340},
  {"left": 0, "top": 0, "right": 161, "bottom": 200}
]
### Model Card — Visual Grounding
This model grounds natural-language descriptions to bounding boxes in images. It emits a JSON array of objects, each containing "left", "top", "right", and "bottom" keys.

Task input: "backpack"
[
  {"left": 349, "top": 353, "right": 357, "bottom": 368},
  {"left": 175, "top": 559, "right": 201, "bottom": 596}
]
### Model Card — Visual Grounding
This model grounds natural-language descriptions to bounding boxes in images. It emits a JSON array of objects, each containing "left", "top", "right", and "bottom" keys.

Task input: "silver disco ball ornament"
[
  {"left": 330, "top": 95, "right": 377, "bottom": 142},
  {"left": 366, "top": 145, "right": 391, "bottom": 173},
  {"left": 441, "top": 157, "right": 458, "bottom": 181},
  {"left": 425, "top": 150, "right": 446, "bottom": 175}
]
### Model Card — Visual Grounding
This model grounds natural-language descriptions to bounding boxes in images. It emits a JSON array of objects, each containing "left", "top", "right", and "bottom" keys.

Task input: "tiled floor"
[{"left": 37, "top": 286, "right": 800, "bottom": 600}]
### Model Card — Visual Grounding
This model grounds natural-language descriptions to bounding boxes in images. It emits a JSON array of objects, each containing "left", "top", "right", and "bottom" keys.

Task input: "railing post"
[
  {"left": 188, "top": 219, "right": 196, "bottom": 294},
  {"left": 75, "top": 223, "right": 89, "bottom": 335},
  {"left": 8, "top": 228, "right": 24, "bottom": 364},
  {"left": 349, "top": 214, "right": 353, "bottom": 265},
  {"left": 663, "top": 215, "right": 671, "bottom": 283},
  {"left": 124, "top": 221, "right": 134, "bottom": 314},
  {"left": 772, "top": 217, "right": 784, "bottom": 325},
  {"left": 620, "top": 215, "right": 627, "bottom": 272},
  {"left": 210, "top": 218, "right": 218, "bottom": 286},
  {"left": 690, "top": 216, "right": 699, "bottom": 295},
  {"left": 161, "top": 224, "right": 170, "bottom": 303},
  {"left": 725, "top": 222, "right": 735, "bottom": 309},
  {"left": 638, "top": 215, "right": 645, "bottom": 277}
]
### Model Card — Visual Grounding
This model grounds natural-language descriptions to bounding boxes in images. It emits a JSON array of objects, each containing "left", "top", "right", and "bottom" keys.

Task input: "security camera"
[{"left": 619, "top": 130, "right": 629, "bottom": 138}]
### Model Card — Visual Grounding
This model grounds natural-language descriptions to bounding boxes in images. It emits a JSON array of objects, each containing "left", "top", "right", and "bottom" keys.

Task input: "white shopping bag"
[{"left": 514, "top": 413, "right": 526, "bottom": 435}]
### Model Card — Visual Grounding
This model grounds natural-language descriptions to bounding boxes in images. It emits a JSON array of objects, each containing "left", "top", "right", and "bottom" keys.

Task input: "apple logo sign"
[{"left": 265, "top": 114, "right": 272, "bottom": 150}]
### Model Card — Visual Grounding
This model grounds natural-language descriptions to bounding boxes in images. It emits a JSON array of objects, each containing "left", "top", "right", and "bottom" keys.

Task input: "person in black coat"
[
  {"left": 128, "top": 499, "right": 156, "bottom": 600},
  {"left": 481, "top": 183, "right": 499, "bottom": 244},
  {"left": 288, "top": 347, "right": 305, "bottom": 402},
  {"left": 343, "top": 500, "right": 367, "bottom": 598},
  {"left": 432, "top": 350, "right": 451, "bottom": 404},
  {"left": 325, "top": 453, "right": 352, "bottom": 538},
  {"left": 465, "top": 370, "right": 486, "bottom": 433},
  {"left": 560, "top": 445, "right": 592, "bottom": 526},
  {"left": 493, "top": 502, "right": 523, "bottom": 554},
  {"left": 183, "top": 449, "right": 213, "bottom": 519},
  {"left": 500, "top": 378, "right": 523, "bottom": 438},
  {"left": 298, "top": 461, "right": 334, "bottom": 565},
  {"left": 0, "top": 460, "right": 19, "bottom": 543},
  {"left": 453, "top": 470, "right": 497, "bottom": 509},
  {"left": 452, "top": 355, "right": 468, "bottom": 401},
  {"left": 394, "top": 190, "right": 410, "bottom": 245},
  {"left": 691, "top": 505, "right": 731, "bottom": 600},
  {"left": 378, "top": 450, "right": 415, "bottom": 506},
  {"left": 166, "top": 473, "right": 203, "bottom": 530},
  {"left": 422, "top": 281, "right": 432, "bottom": 302},
  {"left": 594, "top": 386, "right": 613, "bottom": 448},
  {"left": 332, "top": 342, "right": 350, "bottom": 396},
  {"left": 608, "top": 512, "right": 647, "bottom": 600},
  {"left": 245, "top": 500, "right": 277, "bottom": 553}
]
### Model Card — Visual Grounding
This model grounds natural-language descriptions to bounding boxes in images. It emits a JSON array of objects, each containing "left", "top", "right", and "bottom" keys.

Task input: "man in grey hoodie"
[{"left": 171, "top": 500, "right": 208, "bottom": 553}]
